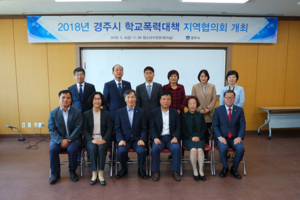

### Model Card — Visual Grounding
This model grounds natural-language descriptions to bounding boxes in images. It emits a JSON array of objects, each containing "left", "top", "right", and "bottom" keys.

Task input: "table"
[{"left": 257, "top": 106, "right": 300, "bottom": 139}]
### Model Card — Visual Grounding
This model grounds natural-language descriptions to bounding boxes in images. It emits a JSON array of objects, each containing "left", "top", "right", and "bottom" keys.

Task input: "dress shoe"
[
  {"left": 99, "top": 179, "right": 106, "bottom": 186},
  {"left": 193, "top": 175, "right": 200, "bottom": 181},
  {"left": 70, "top": 172, "right": 79, "bottom": 182},
  {"left": 220, "top": 167, "right": 229, "bottom": 178},
  {"left": 172, "top": 171, "right": 181, "bottom": 181},
  {"left": 199, "top": 174, "right": 206, "bottom": 181},
  {"left": 138, "top": 169, "right": 148, "bottom": 179},
  {"left": 230, "top": 167, "right": 241, "bottom": 179},
  {"left": 90, "top": 179, "right": 97, "bottom": 185},
  {"left": 168, "top": 153, "right": 173, "bottom": 159},
  {"left": 49, "top": 173, "right": 60, "bottom": 184},
  {"left": 116, "top": 169, "right": 128, "bottom": 179},
  {"left": 152, "top": 171, "right": 160, "bottom": 182}
]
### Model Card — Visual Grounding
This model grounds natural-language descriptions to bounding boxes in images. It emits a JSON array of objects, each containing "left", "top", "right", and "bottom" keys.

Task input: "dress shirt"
[
  {"left": 145, "top": 82, "right": 153, "bottom": 92},
  {"left": 127, "top": 106, "right": 135, "bottom": 127},
  {"left": 201, "top": 84, "right": 206, "bottom": 94},
  {"left": 114, "top": 79, "right": 122, "bottom": 88},
  {"left": 76, "top": 82, "right": 85, "bottom": 93},
  {"left": 161, "top": 110, "right": 170, "bottom": 136},
  {"left": 92, "top": 110, "right": 102, "bottom": 140},
  {"left": 225, "top": 105, "right": 233, "bottom": 115},
  {"left": 60, "top": 106, "right": 70, "bottom": 138}
]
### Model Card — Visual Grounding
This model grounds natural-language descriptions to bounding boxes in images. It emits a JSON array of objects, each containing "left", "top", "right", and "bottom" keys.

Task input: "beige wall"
[{"left": 0, "top": 19, "right": 299, "bottom": 134}]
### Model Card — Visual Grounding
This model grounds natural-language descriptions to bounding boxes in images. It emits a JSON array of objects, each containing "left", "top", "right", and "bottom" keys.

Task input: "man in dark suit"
[
  {"left": 150, "top": 91, "right": 181, "bottom": 182},
  {"left": 68, "top": 68, "right": 96, "bottom": 163},
  {"left": 103, "top": 64, "right": 132, "bottom": 124},
  {"left": 213, "top": 90, "right": 246, "bottom": 179},
  {"left": 136, "top": 66, "right": 163, "bottom": 125},
  {"left": 68, "top": 68, "right": 96, "bottom": 113},
  {"left": 48, "top": 90, "right": 83, "bottom": 184},
  {"left": 114, "top": 89, "right": 148, "bottom": 179}
]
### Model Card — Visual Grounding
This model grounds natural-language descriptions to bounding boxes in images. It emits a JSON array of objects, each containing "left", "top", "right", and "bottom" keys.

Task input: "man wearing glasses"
[{"left": 212, "top": 90, "right": 246, "bottom": 179}]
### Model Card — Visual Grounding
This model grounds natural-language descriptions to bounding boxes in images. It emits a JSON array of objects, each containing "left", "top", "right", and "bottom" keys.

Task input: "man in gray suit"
[
  {"left": 48, "top": 90, "right": 83, "bottom": 184},
  {"left": 136, "top": 66, "right": 163, "bottom": 126}
]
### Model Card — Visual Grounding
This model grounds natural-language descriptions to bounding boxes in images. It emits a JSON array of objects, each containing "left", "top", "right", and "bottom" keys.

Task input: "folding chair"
[{"left": 81, "top": 141, "right": 114, "bottom": 178}]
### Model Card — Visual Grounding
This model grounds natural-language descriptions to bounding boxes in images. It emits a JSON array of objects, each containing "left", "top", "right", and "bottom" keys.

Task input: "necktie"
[
  {"left": 228, "top": 108, "right": 233, "bottom": 138},
  {"left": 147, "top": 85, "right": 151, "bottom": 99},
  {"left": 118, "top": 83, "right": 122, "bottom": 97},
  {"left": 79, "top": 84, "right": 83, "bottom": 102}
]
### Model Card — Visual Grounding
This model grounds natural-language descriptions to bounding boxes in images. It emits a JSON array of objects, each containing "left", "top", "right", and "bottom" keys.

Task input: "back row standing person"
[
  {"left": 68, "top": 68, "right": 96, "bottom": 163},
  {"left": 219, "top": 70, "right": 245, "bottom": 107},
  {"left": 103, "top": 64, "right": 132, "bottom": 161}
]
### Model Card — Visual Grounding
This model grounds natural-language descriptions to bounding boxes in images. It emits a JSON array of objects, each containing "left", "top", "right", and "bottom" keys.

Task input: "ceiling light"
[
  {"left": 55, "top": 0, "right": 122, "bottom": 2},
  {"left": 181, "top": 0, "right": 249, "bottom": 3}
]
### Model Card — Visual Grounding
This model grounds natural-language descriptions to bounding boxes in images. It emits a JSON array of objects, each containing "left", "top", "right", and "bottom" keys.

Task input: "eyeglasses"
[
  {"left": 75, "top": 73, "right": 84, "bottom": 77},
  {"left": 224, "top": 97, "right": 235, "bottom": 100},
  {"left": 144, "top": 72, "right": 154, "bottom": 75},
  {"left": 93, "top": 98, "right": 102, "bottom": 101}
]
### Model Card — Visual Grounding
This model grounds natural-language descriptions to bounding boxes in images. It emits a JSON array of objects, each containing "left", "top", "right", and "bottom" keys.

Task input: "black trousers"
[{"left": 86, "top": 142, "right": 110, "bottom": 171}]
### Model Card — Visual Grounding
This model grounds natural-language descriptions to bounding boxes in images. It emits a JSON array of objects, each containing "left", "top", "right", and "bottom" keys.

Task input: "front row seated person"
[
  {"left": 48, "top": 90, "right": 83, "bottom": 184},
  {"left": 181, "top": 96, "right": 207, "bottom": 181},
  {"left": 213, "top": 90, "right": 246, "bottom": 179},
  {"left": 82, "top": 92, "right": 113, "bottom": 186},
  {"left": 114, "top": 89, "right": 148, "bottom": 179},
  {"left": 150, "top": 91, "right": 181, "bottom": 182}
]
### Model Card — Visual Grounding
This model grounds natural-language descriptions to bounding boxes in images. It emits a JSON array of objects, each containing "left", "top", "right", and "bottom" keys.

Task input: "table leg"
[{"left": 257, "top": 111, "right": 271, "bottom": 135}]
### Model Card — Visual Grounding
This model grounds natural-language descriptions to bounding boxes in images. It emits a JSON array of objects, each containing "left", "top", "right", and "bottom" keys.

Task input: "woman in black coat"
[
  {"left": 181, "top": 96, "right": 207, "bottom": 181},
  {"left": 83, "top": 92, "right": 112, "bottom": 186}
]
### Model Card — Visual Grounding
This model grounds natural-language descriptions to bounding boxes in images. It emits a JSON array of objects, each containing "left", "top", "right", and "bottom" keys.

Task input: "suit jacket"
[
  {"left": 191, "top": 83, "right": 217, "bottom": 123},
  {"left": 149, "top": 107, "right": 181, "bottom": 141},
  {"left": 181, "top": 111, "right": 207, "bottom": 140},
  {"left": 114, "top": 106, "right": 147, "bottom": 143},
  {"left": 136, "top": 82, "right": 163, "bottom": 123},
  {"left": 103, "top": 80, "right": 131, "bottom": 123},
  {"left": 212, "top": 105, "right": 246, "bottom": 140},
  {"left": 82, "top": 109, "right": 113, "bottom": 145},
  {"left": 68, "top": 82, "right": 96, "bottom": 113},
  {"left": 48, "top": 106, "right": 83, "bottom": 147}
]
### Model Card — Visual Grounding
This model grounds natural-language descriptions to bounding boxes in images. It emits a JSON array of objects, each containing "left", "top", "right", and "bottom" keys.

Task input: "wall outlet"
[
  {"left": 34, "top": 123, "right": 38, "bottom": 128},
  {"left": 22, "top": 123, "right": 25, "bottom": 128},
  {"left": 38, "top": 123, "right": 44, "bottom": 128},
  {"left": 28, "top": 123, "right": 31, "bottom": 128}
]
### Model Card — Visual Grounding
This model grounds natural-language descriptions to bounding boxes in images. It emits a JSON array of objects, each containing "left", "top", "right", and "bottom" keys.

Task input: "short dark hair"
[
  {"left": 167, "top": 70, "right": 179, "bottom": 80},
  {"left": 112, "top": 64, "right": 123, "bottom": 72},
  {"left": 198, "top": 69, "right": 210, "bottom": 82},
  {"left": 159, "top": 91, "right": 173, "bottom": 101},
  {"left": 223, "top": 90, "right": 236, "bottom": 97},
  {"left": 226, "top": 70, "right": 239, "bottom": 82},
  {"left": 123, "top": 89, "right": 136, "bottom": 99},
  {"left": 144, "top": 66, "right": 154, "bottom": 73},
  {"left": 73, "top": 68, "right": 85, "bottom": 76},
  {"left": 58, "top": 90, "right": 73, "bottom": 103},
  {"left": 185, "top": 96, "right": 200, "bottom": 108},
  {"left": 87, "top": 92, "right": 106, "bottom": 106}
]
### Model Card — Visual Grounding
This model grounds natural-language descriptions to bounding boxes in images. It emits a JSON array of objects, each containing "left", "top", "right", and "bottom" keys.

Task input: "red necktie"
[{"left": 228, "top": 108, "right": 233, "bottom": 138}]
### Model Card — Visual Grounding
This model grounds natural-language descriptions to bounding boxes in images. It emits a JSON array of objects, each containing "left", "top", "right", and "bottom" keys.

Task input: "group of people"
[{"left": 48, "top": 64, "right": 246, "bottom": 186}]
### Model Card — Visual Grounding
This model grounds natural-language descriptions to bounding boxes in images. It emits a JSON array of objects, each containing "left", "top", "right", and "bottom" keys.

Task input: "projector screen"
[{"left": 81, "top": 48, "right": 226, "bottom": 95}]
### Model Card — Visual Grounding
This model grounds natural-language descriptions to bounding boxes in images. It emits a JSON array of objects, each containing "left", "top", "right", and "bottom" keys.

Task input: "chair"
[
  {"left": 49, "top": 150, "right": 80, "bottom": 177},
  {"left": 115, "top": 147, "right": 148, "bottom": 176},
  {"left": 80, "top": 141, "right": 114, "bottom": 178},
  {"left": 148, "top": 141, "right": 182, "bottom": 176},
  {"left": 213, "top": 144, "right": 246, "bottom": 176}
]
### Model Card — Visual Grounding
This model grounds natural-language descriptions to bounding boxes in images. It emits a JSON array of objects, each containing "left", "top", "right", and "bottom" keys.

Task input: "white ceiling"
[{"left": 0, "top": 0, "right": 299, "bottom": 16}]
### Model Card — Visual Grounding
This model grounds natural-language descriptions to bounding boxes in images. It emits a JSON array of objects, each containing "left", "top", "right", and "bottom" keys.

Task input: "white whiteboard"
[{"left": 81, "top": 49, "right": 226, "bottom": 95}]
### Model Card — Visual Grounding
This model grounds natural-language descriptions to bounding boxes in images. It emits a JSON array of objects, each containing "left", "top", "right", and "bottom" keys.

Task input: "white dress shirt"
[
  {"left": 60, "top": 106, "right": 70, "bottom": 138},
  {"left": 161, "top": 110, "right": 170, "bottom": 136},
  {"left": 114, "top": 79, "right": 122, "bottom": 88},
  {"left": 145, "top": 82, "right": 153, "bottom": 92},
  {"left": 76, "top": 82, "right": 85, "bottom": 93}
]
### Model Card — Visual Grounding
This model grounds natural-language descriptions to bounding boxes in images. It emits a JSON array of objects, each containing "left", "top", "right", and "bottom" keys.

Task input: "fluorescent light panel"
[
  {"left": 181, "top": 0, "right": 248, "bottom": 3},
  {"left": 55, "top": 0, "right": 121, "bottom": 2}
]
